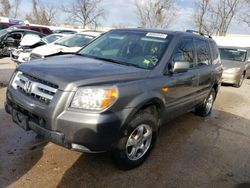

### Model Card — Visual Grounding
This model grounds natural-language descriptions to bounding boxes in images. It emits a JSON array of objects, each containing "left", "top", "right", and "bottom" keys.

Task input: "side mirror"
[{"left": 170, "top": 61, "right": 190, "bottom": 73}]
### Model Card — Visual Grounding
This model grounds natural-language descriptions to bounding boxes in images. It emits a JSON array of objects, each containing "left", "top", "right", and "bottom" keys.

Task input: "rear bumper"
[
  {"left": 5, "top": 88, "right": 132, "bottom": 153},
  {"left": 221, "top": 72, "right": 241, "bottom": 84}
]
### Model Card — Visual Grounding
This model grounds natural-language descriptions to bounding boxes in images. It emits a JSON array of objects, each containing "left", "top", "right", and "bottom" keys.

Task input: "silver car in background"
[{"left": 219, "top": 46, "right": 250, "bottom": 87}]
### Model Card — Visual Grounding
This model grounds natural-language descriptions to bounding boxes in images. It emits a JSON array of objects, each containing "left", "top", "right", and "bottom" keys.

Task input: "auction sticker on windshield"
[{"left": 146, "top": 32, "right": 168, "bottom": 39}]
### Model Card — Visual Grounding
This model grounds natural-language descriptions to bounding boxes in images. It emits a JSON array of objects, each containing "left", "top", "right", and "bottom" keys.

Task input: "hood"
[
  {"left": 20, "top": 34, "right": 41, "bottom": 46},
  {"left": 221, "top": 59, "right": 245, "bottom": 70},
  {"left": 31, "top": 44, "right": 81, "bottom": 56},
  {"left": 18, "top": 54, "right": 149, "bottom": 91}
]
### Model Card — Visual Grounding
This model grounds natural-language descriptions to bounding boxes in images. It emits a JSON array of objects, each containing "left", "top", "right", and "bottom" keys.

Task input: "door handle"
[{"left": 191, "top": 76, "right": 196, "bottom": 81}]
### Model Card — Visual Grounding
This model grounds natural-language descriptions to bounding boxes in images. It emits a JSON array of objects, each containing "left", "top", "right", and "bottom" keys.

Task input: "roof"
[
  {"left": 219, "top": 46, "right": 250, "bottom": 50},
  {"left": 107, "top": 28, "right": 215, "bottom": 41},
  {"left": 5, "top": 28, "right": 45, "bottom": 36}
]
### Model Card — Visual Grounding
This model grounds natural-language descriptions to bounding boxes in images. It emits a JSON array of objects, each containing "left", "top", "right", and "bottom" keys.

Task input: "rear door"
[{"left": 194, "top": 38, "right": 214, "bottom": 101}]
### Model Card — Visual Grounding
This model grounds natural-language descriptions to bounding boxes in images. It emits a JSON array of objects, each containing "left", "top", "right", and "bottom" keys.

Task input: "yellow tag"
[{"left": 144, "top": 59, "right": 150, "bottom": 64}]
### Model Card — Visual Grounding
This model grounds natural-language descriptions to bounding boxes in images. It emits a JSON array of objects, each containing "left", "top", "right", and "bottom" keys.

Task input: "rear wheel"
[
  {"left": 195, "top": 89, "right": 216, "bottom": 117},
  {"left": 234, "top": 74, "right": 244, "bottom": 88},
  {"left": 112, "top": 111, "right": 158, "bottom": 170}
]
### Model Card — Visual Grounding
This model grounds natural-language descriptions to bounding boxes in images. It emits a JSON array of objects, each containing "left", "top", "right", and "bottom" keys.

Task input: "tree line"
[{"left": 0, "top": 0, "right": 249, "bottom": 35}]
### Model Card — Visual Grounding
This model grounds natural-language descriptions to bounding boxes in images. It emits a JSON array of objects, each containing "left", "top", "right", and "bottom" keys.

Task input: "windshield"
[
  {"left": 55, "top": 34, "right": 94, "bottom": 47},
  {"left": 219, "top": 48, "right": 247, "bottom": 62},
  {"left": 78, "top": 31, "right": 171, "bottom": 69},
  {"left": 42, "top": 34, "right": 64, "bottom": 44}
]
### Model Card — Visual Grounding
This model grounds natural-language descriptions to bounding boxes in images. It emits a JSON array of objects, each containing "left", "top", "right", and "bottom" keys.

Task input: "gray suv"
[{"left": 5, "top": 29, "right": 222, "bottom": 170}]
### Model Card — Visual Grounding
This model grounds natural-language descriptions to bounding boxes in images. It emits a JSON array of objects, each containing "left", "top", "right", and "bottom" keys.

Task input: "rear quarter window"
[{"left": 209, "top": 41, "right": 220, "bottom": 63}]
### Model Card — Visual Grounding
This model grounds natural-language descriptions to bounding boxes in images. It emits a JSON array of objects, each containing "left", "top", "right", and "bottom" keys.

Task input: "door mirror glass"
[{"left": 171, "top": 61, "right": 190, "bottom": 73}]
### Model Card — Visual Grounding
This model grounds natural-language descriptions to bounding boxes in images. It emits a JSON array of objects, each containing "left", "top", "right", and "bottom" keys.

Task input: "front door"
[{"left": 161, "top": 37, "right": 200, "bottom": 121}]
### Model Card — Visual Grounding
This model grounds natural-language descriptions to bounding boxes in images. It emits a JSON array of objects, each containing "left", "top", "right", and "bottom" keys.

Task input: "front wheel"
[
  {"left": 234, "top": 74, "right": 244, "bottom": 88},
  {"left": 194, "top": 89, "right": 216, "bottom": 117},
  {"left": 112, "top": 111, "right": 158, "bottom": 170}
]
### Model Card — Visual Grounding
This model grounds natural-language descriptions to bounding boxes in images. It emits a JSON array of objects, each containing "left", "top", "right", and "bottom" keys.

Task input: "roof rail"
[{"left": 186, "top": 30, "right": 212, "bottom": 39}]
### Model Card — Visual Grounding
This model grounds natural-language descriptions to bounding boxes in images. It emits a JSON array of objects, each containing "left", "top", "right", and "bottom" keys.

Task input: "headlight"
[
  {"left": 71, "top": 86, "right": 119, "bottom": 111},
  {"left": 224, "top": 67, "right": 241, "bottom": 73}
]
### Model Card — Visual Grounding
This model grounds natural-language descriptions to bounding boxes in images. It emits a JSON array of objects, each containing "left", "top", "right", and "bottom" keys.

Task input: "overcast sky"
[{"left": 20, "top": 0, "right": 250, "bottom": 35}]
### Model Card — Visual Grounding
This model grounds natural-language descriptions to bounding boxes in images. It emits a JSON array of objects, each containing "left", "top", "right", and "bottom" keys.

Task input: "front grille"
[
  {"left": 30, "top": 53, "right": 43, "bottom": 60},
  {"left": 12, "top": 71, "right": 58, "bottom": 104}
]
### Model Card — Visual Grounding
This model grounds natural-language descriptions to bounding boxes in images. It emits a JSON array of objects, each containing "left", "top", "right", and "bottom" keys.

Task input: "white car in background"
[
  {"left": 11, "top": 33, "right": 69, "bottom": 63},
  {"left": 29, "top": 31, "right": 101, "bottom": 60}
]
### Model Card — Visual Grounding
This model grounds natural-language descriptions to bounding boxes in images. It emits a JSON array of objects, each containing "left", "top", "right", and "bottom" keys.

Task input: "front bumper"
[
  {"left": 5, "top": 87, "right": 131, "bottom": 153},
  {"left": 221, "top": 72, "right": 241, "bottom": 84}
]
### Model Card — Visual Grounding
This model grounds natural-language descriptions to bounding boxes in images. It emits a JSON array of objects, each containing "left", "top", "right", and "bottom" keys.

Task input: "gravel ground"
[
  {"left": 0, "top": 57, "right": 16, "bottom": 86},
  {"left": 0, "top": 59, "right": 250, "bottom": 188}
]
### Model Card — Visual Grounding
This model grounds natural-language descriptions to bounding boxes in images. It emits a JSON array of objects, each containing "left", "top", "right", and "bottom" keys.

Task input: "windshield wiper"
[{"left": 77, "top": 54, "right": 143, "bottom": 69}]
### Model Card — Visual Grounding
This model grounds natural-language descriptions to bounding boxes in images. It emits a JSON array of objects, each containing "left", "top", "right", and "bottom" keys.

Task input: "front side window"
[
  {"left": 195, "top": 39, "right": 211, "bottom": 66},
  {"left": 78, "top": 31, "right": 172, "bottom": 69},
  {"left": 55, "top": 34, "right": 94, "bottom": 47},
  {"left": 173, "top": 38, "right": 195, "bottom": 68},
  {"left": 219, "top": 48, "right": 247, "bottom": 62}
]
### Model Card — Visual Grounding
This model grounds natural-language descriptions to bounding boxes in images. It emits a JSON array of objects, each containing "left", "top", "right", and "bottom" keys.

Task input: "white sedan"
[
  {"left": 29, "top": 31, "right": 101, "bottom": 61},
  {"left": 11, "top": 33, "right": 68, "bottom": 63}
]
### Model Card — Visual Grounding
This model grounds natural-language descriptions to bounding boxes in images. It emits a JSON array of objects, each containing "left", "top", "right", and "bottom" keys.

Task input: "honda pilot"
[{"left": 5, "top": 29, "right": 223, "bottom": 170}]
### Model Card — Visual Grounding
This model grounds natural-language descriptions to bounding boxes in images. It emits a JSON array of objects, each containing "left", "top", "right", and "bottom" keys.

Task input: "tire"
[
  {"left": 234, "top": 74, "right": 244, "bottom": 88},
  {"left": 112, "top": 111, "right": 158, "bottom": 170},
  {"left": 194, "top": 89, "right": 216, "bottom": 117}
]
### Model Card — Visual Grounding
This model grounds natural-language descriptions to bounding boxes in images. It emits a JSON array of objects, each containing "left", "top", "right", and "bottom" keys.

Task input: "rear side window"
[
  {"left": 173, "top": 38, "right": 195, "bottom": 68},
  {"left": 0, "top": 24, "right": 8, "bottom": 29},
  {"left": 42, "top": 28, "right": 51, "bottom": 35},
  {"left": 195, "top": 38, "right": 211, "bottom": 66},
  {"left": 30, "top": 27, "right": 41, "bottom": 32}
]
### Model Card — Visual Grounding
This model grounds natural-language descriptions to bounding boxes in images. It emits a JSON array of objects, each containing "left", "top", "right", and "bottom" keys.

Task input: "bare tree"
[
  {"left": 135, "top": 0, "right": 177, "bottom": 29},
  {"left": 26, "top": 0, "right": 57, "bottom": 25},
  {"left": 195, "top": 0, "right": 210, "bottom": 33},
  {"left": 239, "top": 0, "right": 250, "bottom": 27},
  {"left": 195, "top": 0, "right": 241, "bottom": 36},
  {"left": 11, "top": 0, "right": 21, "bottom": 18},
  {"left": 0, "top": 0, "right": 11, "bottom": 17},
  {"left": 61, "top": 0, "right": 106, "bottom": 29}
]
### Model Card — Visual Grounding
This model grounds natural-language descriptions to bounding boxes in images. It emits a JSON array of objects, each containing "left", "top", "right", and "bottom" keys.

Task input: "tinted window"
[
  {"left": 30, "top": 27, "right": 41, "bottom": 32},
  {"left": 78, "top": 31, "right": 172, "bottom": 70},
  {"left": 173, "top": 38, "right": 195, "bottom": 68},
  {"left": 210, "top": 41, "right": 219, "bottom": 61},
  {"left": 195, "top": 39, "right": 211, "bottom": 66},
  {"left": 42, "top": 28, "right": 51, "bottom": 34},
  {"left": 0, "top": 24, "right": 8, "bottom": 30}
]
